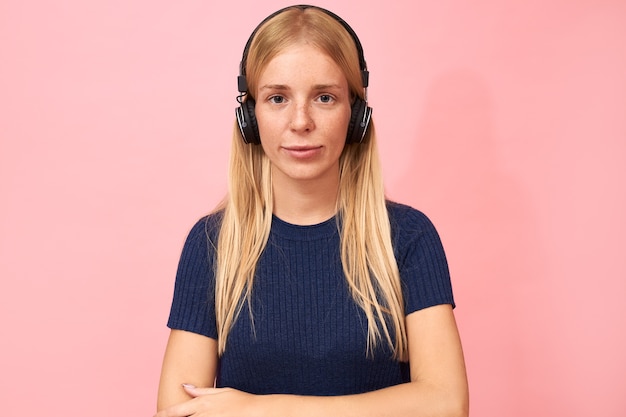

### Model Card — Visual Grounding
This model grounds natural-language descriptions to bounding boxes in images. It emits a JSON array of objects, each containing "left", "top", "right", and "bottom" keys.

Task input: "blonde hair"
[{"left": 214, "top": 6, "right": 408, "bottom": 361}]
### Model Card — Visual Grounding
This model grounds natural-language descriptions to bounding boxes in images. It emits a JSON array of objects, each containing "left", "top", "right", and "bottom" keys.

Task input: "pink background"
[{"left": 1, "top": 1, "right": 625, "bottom": 415}]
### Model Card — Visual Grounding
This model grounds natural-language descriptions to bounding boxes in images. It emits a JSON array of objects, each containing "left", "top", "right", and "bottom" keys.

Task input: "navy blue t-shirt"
[{"left": 167, "top": 201, "right": 454, "bottom": 395}]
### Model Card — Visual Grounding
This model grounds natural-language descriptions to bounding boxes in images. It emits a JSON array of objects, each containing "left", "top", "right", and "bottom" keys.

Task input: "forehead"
[{"left": 258, "top": 42, "right": 347, "bottom": 86}]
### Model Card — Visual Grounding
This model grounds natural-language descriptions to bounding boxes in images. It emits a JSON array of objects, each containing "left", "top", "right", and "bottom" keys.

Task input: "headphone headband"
[{"left": 238, "top": 4, "right": 369, "bottom": 92}]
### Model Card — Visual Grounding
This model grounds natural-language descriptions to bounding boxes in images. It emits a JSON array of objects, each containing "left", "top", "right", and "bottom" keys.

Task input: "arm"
[
  {"left": 158, "top": 304, "right": 468, "bottom": 417},
  {"left": 156, "top": 329, "right": 219, "bottom": 411}
]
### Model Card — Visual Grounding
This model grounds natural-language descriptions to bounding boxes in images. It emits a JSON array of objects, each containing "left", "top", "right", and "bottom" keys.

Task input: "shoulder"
[
  {"left": 174, "top": 211, "right": 225, "bottom": 284},
  {"left": 386, "top": 200, "right": 438, "bottom": 238},
  {"left": 385, "top": 200, "right": 447, "bottom": 262},
  {"left": 386, "top": 201, "right": 454, "bottom": 310},
  {"left": 184, "top": 210, "right": 224, "bottom": 246}
]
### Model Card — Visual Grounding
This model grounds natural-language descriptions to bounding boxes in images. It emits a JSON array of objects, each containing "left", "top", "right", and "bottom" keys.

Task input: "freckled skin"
[{"left": 254, "top": 42, "right": 352, "bottom": 189}]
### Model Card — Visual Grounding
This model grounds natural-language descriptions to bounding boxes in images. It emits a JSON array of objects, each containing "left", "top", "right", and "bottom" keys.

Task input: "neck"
[{"left": 271, "top": 169, "right": 340, "bottom": 226}]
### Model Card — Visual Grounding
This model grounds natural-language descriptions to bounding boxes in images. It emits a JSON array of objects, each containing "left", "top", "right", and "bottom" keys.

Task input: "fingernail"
[{"left": 182, "top": 383, "right": 196, "bottom": 389}]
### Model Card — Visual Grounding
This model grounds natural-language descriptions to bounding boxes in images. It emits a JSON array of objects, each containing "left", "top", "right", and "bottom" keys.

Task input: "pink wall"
[{"left": 1, "top": 1, "right": 624, "bottom": 415}]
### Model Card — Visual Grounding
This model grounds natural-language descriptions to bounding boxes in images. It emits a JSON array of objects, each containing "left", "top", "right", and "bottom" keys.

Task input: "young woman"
[{"left": 156, "top": 5, "right": 468, "bottom": 417}]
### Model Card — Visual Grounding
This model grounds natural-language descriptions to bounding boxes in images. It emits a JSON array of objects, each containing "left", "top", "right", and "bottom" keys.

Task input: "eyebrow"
[
  {"left": 259, "top": 83, "right": 343, "bottom": 91},
  {"left": 260, "top": 84, "right": 289, "bottom": 91}
]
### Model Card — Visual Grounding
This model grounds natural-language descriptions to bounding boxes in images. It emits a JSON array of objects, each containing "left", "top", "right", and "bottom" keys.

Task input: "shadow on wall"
[{"left": 389, "top": 70, "right": 562, "bottom": 416}]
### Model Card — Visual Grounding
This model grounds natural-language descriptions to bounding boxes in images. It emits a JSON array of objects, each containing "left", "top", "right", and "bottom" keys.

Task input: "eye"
[
  {"left": 318, "top": 94, "right": 334, "bottom": 103},
  {"left": 269, "top": 95, "right": 285, "bottom": 104}
]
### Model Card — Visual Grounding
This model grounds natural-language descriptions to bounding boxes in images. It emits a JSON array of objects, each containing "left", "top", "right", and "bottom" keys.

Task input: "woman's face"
[{"left": 254, "top": 41, "right": 352, "bottom": 188}]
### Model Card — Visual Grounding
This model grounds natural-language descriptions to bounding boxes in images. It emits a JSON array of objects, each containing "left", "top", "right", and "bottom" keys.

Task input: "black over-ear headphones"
[{"left": 235, "top": 4, "right": 372, "bottom": 145}]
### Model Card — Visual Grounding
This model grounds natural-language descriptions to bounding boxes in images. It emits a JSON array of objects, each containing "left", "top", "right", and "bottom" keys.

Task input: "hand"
[{"left": 154, "top": 384, "right": 263, "bottom": 417}]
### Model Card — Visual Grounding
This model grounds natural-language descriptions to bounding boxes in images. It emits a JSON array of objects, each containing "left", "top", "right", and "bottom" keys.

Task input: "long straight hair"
[{"left": 214, "top": 7, "right": 408, "bottom": 361}]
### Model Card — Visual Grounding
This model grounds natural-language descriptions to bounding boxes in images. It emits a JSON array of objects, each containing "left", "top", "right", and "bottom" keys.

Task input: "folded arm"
[{"left": 156, "top": 304, "right": 468, "bottom": 417}]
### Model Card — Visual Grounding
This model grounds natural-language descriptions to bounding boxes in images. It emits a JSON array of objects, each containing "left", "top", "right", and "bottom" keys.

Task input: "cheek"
[
  {"left": 255, "top": 109, "right": 277, "bottom": 143},
  {"left": 336, "top": 107, "right": 353, "bottom": 140}
]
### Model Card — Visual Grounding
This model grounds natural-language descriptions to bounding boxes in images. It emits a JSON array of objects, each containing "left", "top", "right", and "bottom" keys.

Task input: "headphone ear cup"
[
  {"left": 346, "top": 98, "right": 373, "bottom": 144},
  {"left": 235, "top": 98, "right": 261, "bottom": 144}
]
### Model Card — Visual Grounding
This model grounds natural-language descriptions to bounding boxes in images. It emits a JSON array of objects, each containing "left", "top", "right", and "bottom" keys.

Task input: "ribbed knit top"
[{"left": 167, "top": 201, "right": 454, "bottom": 396}]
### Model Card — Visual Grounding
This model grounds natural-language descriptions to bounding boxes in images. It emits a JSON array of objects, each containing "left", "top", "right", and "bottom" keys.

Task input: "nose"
[{"left": 289, "top": 102, "right": 314, "bottom": 132}]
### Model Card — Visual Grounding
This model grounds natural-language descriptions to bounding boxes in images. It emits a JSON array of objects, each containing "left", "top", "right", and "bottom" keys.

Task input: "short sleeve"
[
  {"left": 167, "top": 216, "right": 219, "bottom": 339},
  {"left": 388, "top": 202, "right": 455, "bottom": 315}
]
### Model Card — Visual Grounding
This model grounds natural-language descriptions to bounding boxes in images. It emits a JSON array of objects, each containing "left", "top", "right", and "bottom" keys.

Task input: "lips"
[{"left": 282, "top": 145, "right": 323, "bottom": 159}]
